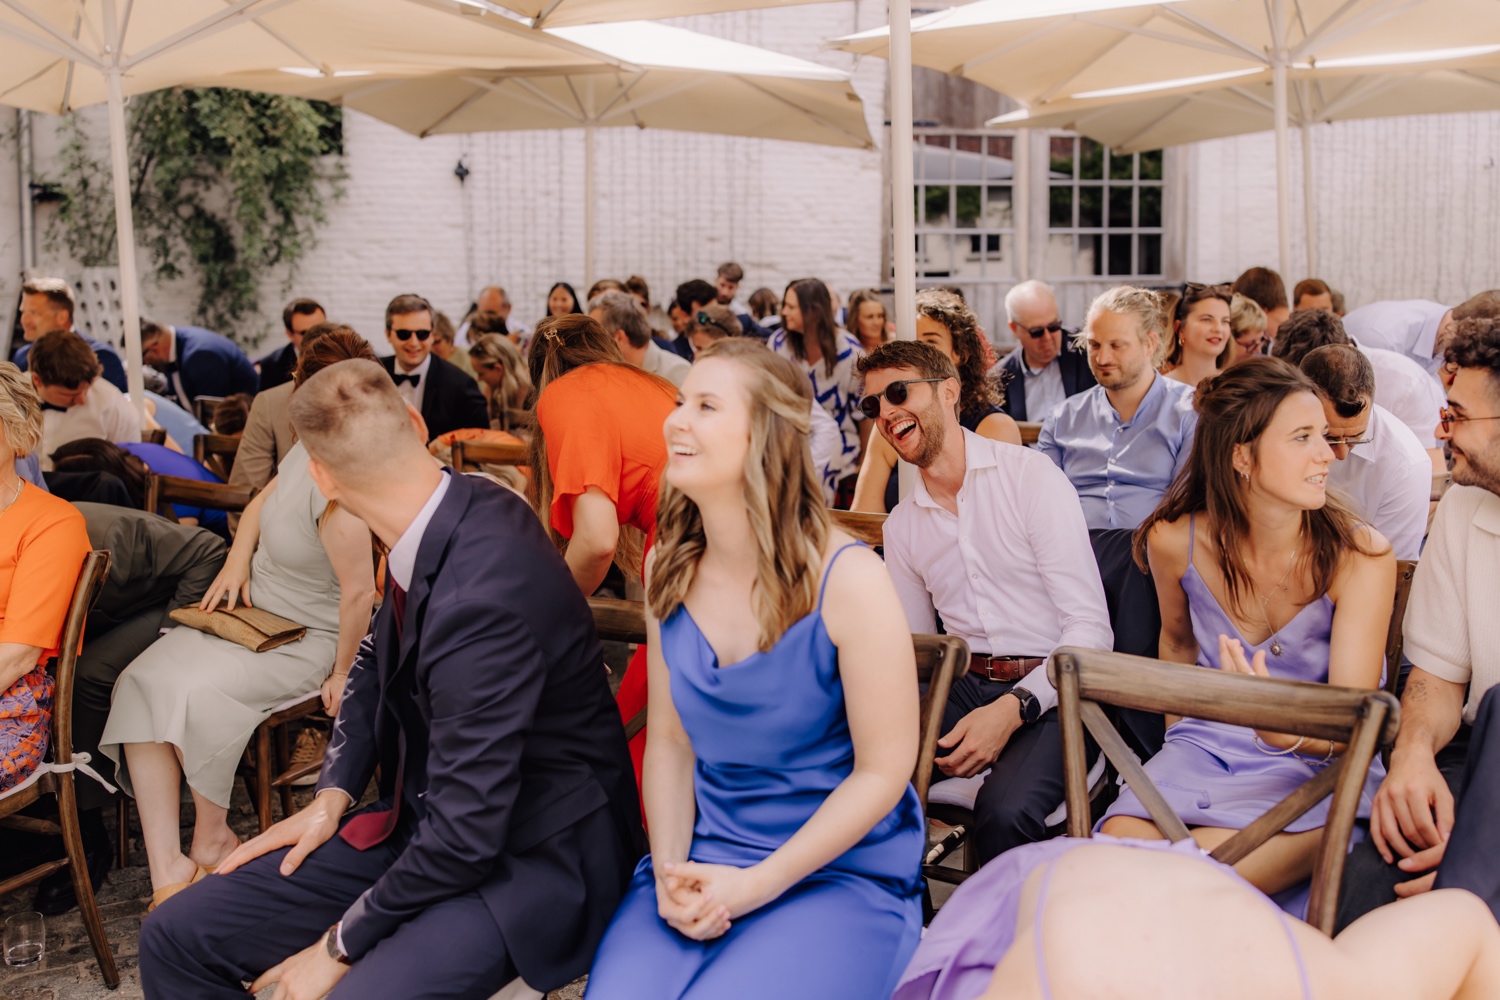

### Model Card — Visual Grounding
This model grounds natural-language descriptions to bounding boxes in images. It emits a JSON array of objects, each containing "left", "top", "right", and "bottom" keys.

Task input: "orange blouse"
[
  {"left": 536, "top": 363, "right": 677, "bottom": 547},
  {"left": 0, "top": 483, "right": 91, "bottom": 661}
]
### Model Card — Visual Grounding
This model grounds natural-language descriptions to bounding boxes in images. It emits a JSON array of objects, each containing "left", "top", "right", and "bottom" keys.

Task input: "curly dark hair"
[
  {"left": 915, "top": 288, "right": 1004, "bottom": 413},
  {"left": 1445, "top": 317, "right": 1500, "bottom": 394}
]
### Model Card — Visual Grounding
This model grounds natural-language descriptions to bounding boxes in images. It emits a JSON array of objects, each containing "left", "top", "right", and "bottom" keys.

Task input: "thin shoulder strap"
[
  {"left": 817, "top": 542, "right": 867, "bottom": 611},
  {"left": 1187, "top": 512, "right": 1197, "bottom": 565},
  {"left": 1032, "top": 858, "right": 1061, "bottom": 1000}
]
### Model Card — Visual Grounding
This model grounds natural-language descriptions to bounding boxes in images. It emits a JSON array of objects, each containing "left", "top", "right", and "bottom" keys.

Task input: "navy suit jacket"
[
  {"left": 167, "top": 325, "right": 259, "bottom": 403},
  {"left": 257, "top": 342, "right": 297, "bottom": 392},
  {"left": 317, "top": 472, "right": 643, "bottom": 988},
  {"left": 998, "top": 335, "right": 1097, "bottom": 423},
  {"left": 380, "top": 354, "right": 489, "bottom": 442},
  {"left": 15, "top": 333, "right": 128, "bottom": 393}
]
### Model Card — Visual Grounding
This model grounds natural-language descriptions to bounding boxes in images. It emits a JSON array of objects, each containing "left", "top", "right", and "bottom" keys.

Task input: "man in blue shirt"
[
  {"left": 1038, "top": 286, "right": 1198, "bottom": 530},
  {"left": 139, "top": 316, "right": 259, "bottom": 411},
  {"left": 12, "top": 276, "right": 128, "bottom": 393}
]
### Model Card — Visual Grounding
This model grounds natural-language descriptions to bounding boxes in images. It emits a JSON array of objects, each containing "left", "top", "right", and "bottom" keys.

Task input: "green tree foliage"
[{"left": 45, "top": 88, "right": 344, "bottom": 341}]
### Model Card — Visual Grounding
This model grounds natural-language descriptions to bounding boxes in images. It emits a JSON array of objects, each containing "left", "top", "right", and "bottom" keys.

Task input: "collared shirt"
[
  {"left": 40, "top": 379, "right": 143, "bottom": 471},
  {"left": 883, "top": 429, "right": 1113, "bottom": 714},
  {"left": 1328, "top": 405, "right": 1431, "bottom": 561},
  {"left": 642, "top": 340, "right": 692, "bottom": 388},
  {"left": 1010, "top": 347, "right": 1066, "bottom": 423},
  {"left": 391, "top": 354, "right": 432, "bottom": 414},
  {"left": 1355, "top": 342, "right": 1446, "bottom": 448},
  {"left": 1037, "top": 373, "right": 1198, "bottom": 531},
  {"left": 768, "top": 327, "right": 867, "bottom": 488},
  {"left": 387, "top": 471, "right": 451, "bottom": 591},
  {"left": 1343, "top": 300, "right": 1448, "bottom": 376},
  {"left": 1405, "top": 484, "right": 1500, "bottom": 725}
]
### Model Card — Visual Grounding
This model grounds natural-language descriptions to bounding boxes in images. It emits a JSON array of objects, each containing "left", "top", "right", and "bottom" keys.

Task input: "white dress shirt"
[
  {"left": 1343, "top": 300, "right": 1448, "bottom": 375},
  {"left": 1356, "top": 342, "right": 1446, "bottom": 448},
  {"left": 391, "top": 354, "right": 431, "bottom": 415},
  {"left": 1328, "top": 404, "right": 1431, "bottom": 561},
  {"left": 642, "top": 340, "right": 692, "bottom": 388},
  {"left": 883, "top": 429, "right": 1114, "bottom": 714},
  {"left": 387, "top": 470, "right": 451, "bottom": 591},
  {"left": 40, "top": 379, "right": 143, "bottom": 471}
]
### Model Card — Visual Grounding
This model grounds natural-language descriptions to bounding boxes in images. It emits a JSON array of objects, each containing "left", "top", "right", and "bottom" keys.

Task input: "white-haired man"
[{"left": 997, "top": 280, "right": 1096, "bottom": 423}]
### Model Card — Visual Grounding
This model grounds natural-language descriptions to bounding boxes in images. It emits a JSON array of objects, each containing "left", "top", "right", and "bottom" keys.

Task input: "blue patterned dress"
[{"left": 769, "top": 328, "right": 867, "bottom": 494}]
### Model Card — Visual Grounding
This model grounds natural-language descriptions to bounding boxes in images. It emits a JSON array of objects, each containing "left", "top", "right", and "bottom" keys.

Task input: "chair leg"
[
  {"left": 116, "top": 795, "right": 131, "bottom": 870},
  {"left": 59, "top": 776, "right": 120, "bottom": 988},
  {"left": 274, "top": 723, "right": 295, "bottom": 822},
  {"left": 254, "top": 726, "right": 274, "bottom": 834}
]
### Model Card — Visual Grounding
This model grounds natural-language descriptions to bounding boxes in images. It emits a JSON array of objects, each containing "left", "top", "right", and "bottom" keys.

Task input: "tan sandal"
[{"left": 148, "top": 864, "right": 209, "bottom": 913}]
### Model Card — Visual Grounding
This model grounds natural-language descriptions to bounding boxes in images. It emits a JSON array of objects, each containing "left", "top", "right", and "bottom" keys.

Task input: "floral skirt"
[{"left": 0, "top": 665, "right": 53, "bottom": 793}]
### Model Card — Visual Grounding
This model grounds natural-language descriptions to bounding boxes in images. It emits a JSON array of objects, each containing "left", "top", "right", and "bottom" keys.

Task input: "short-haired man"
[
  {"left": 378, "top": 293, "right": 488, "bottom": 441},
  {"left": 140, "top": 317, "right": 259, "bottom": 409},
  {"left": 30, "top": 331, "right": 141, "bottom": 469},
  {"left": 13, "top": 277, "right": 128, "bottom": 392},
  {"left": 1232, "top": 266, "right": 1290, "bottom": 345},
  {"left": 1274, "top": 308, "right": 1447, "bottom": 471},
  {"left": 1298, "top": 345, "right": 1430, "bottom": 560},
  {"left": 1336, "top": 318, "right": 1500, "bottom": 928},
  {"left": 1037, "top": 286, "right": 1198, "bottom": 531},
  {"left": 1343, "top": 290, "right": 1500, "bottom": 378},
  {"left": 715, "top": 262, "right": 745, "bottom": 311},
  {"left": 997, "top": 279, "right": 1097, "bottom": 423},
  {"left": 456, "top": 285, "right": 517, "bottom": 348},
  {"left": 139, "top": 360, "right": 644, "bottom": 999},
  {"left": 258, "top": 298, "right": 326, "bottom": 392},
  {"left": 1294, "top": 278, "right": 1334, "bottom": 312},
  {"left": 589, "top": 290, "right": 689, "bottom": 387},
  {"left": 680, "top": 276, "right": 768, "bottom": 346},
  {"left": 861, "top": 340, "right": 1112, "bottom": 863}
]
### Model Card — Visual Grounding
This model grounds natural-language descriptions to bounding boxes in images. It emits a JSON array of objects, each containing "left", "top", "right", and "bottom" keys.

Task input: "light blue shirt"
[
  {"left": 1342, "top": 300, "right": 1448, "bottom": 376},
  {"left": 15, "top": 454, "right": 45, "bottom": 491},
  {"left": 145, "top": 390, "right": 209, "bottom": 447},
  {"left": 1037, "top": 373, "right": 1198, "bottom": 530}
]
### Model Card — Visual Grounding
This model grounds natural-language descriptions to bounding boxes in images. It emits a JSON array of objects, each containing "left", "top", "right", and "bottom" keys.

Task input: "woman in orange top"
[
  {"left": 529, "top": 314, "right": 677, "bottom": 787},
  {"left": 0, "top": 363, "right": 91, "bottom": 793}
]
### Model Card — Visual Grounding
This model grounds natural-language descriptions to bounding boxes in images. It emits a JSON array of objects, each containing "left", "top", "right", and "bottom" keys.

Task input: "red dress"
[{"left": 536, "top": 363, "right": 676, "bottom": 789}]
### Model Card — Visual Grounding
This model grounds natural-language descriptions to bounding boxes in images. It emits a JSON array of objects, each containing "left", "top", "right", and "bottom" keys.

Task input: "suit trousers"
[
  {"left": 1433, "top": 684, "right": 1500, "bottom": 919},
  {"left": 933, "top": 673, "right": 1096, "bottom": 865},
  {"left": 139, "top": 811, "right": 516, "bottom": 1000},
  {"left": 72, "top": 611, "right": 166, "bottom": 811}
]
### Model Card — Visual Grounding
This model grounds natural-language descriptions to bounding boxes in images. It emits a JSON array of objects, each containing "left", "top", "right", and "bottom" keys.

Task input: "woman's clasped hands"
[{"left": 656, "top": 860, "right": 777, "bottom": 942}]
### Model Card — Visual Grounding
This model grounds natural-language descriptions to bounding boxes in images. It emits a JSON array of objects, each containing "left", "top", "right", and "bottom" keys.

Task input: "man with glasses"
[
  {"left": 380, "top": 293, "right": 488, "bottom": 442},
  {"left": 1298, "top": 345, "right": 1430, "bottom": 560},
  {"left": 1337, "top": 316, "right": 1500, "bottom": 928},
  {"left": 998, "top": 280, "right": 1096, "bottom": 424},
  {"left": 857, "top": 339, "right": 1112, "bottom": 865}
]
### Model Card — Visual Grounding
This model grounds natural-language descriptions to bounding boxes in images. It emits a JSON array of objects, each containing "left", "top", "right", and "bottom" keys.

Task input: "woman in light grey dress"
[{"left": 102, "top": 432, "right": 375, "bottom": 910}]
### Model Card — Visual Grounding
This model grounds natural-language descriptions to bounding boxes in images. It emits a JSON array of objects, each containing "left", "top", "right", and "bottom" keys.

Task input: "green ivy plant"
[{"left": 43, "top": 88, "right": 345, "bottom": 342}]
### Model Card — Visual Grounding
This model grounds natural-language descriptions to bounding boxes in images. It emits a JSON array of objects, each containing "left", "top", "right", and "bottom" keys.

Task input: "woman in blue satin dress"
[{"left": 586, "top": 338, "right": 925, "bottom": 999}]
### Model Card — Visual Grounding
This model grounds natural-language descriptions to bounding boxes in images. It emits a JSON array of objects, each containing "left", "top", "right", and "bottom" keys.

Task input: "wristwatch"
[
  {"left": 1009, "top": 687, "right": 1043, "bottom": 725},
  {"left": 325, "top": 923, "right": 351, "bottom": 966}
]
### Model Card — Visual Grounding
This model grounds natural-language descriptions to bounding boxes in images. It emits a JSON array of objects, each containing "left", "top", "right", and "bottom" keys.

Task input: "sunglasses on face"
[
  {"left": 1439, "top": 406, "right": 1500, "bottom": 434},
  {"left": 858, "top": 378, "right": 946, "bottom": 420},
  {"left": 1021, "top": 320, "right": 1064, "bottom": 339},
  {"left": 695, "top": 310, "right": 737, "bottom": 338},
  {"left": 393, "top": 328, "right": 432, "bottom": 342}
]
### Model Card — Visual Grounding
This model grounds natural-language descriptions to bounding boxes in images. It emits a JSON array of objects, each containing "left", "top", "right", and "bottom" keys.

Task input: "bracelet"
[
  {"left": 1295, "top": 739, "right": 1337, "bottom": 765},
  {"left": 1254, "top": 734, "right": 1305, "bottom": 757}
]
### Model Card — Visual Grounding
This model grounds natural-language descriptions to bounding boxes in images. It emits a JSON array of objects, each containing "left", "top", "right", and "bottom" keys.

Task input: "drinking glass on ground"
[{"left": 4, "top": 911, "right": 44, "bottom": 967}]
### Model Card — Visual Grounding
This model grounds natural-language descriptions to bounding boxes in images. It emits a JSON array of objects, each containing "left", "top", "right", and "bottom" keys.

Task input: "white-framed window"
[
  {"left": 913, "top": 129, "right": 1017, "bottom": 282},
  {"left": 1046, "top": 135, "right": 1164, "bottom": 279}
]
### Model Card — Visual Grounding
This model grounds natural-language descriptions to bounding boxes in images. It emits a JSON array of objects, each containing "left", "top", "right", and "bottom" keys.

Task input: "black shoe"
[{"left": 33, "top": 811, "right": 113, "bottom": 916}]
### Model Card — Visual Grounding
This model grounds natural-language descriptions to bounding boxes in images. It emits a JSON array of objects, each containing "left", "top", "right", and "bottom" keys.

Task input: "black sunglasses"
[
  {"left": 1020, "top": 320, "right": 1064, "bottom": 339},
  {"left": 695, "top": 310, "right": 737, "bottom": 338},
  {"left": 859, "top": 378, "right": 946, "bottom": 420},
  {"left": 392, "top": 328, "right": 432, "bottom": 342}
]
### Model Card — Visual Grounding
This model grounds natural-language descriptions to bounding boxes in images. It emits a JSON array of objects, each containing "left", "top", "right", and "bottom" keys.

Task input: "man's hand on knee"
[
  {"left": 1371, "top": 748, "right": 1454, "bottom": 865},
  {"left": 936, "top": 698, "right": 1022, "bottom": 778},
  {"left": 218, "top": 789, "right": 350, "bottom": 877}
]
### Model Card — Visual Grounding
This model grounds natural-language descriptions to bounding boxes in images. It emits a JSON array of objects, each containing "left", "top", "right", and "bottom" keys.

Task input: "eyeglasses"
[
  {"left": 695, "top": 310, "right": 737, "bottom": 338},
  {"left": 1324, "top": 434, "right": 1372, "bottom": 448},
  {"left": 858, "top": 378, "right": 946, "bottom": 420},
  {"left": 1439, "top": 406, "right": 1500, "bottom": 433},
  {"left": 392, "top": 328, "right": 432, "bottom": 342},
  {"left": 1235, "top": 333, "right": 1267, "bottom": 354},
  {"left": 1020, "top": 320, "right": 1063, "bottom": 339}
]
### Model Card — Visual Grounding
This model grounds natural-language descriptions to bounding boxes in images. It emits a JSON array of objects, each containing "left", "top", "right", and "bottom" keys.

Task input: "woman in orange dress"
[{"left": 529, "top": 314, "right": 678, "bottom": 788}]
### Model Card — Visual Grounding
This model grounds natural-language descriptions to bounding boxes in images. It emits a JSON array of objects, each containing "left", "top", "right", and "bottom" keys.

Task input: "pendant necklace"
[{"left": 1256, "top": 533, "right": 1301, "bottom": 658}]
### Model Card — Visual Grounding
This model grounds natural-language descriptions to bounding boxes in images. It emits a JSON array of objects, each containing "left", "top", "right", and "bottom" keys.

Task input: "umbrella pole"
[
  {"left": 1302, "top": 119, "right": 1318, "bottom": 277},
  {"left": 889, "top": 0, "right": 916, "bottom": 342},
  {"left": 1271, "top": 0, "right": 1292, "bottom": 280},
  {"left": 584, "top": 123, "right": 596, "bottom": 293},
  {"left": 104, "top": 49, "right": 147, "bottom": 427}
]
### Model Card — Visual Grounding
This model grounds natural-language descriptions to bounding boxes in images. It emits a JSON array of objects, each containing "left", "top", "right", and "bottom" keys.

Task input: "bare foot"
[{"left": 187, "top": 826, "right": 242, "bottom": 870}]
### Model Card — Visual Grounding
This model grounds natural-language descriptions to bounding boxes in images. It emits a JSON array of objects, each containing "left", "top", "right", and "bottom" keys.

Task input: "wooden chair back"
[
  {"left": 1050, "top": 646, "right": 1400, "bottom": 935},
  {"left": 142, "top": 427, "right": 167, "bottom": 446},
  {"left": 500, "top": 408, "right": 535, "bottom": 433},
  {"left": 145, "top": 474, "right": 255, "bottom": 523},
  {"left": 1016, "top": 421, "right": 1043, "bottom": 446},
  {"left": 829, "top": 509, "right": 885, "bottom": 548},
  {"left": 193, "top": 395, "right": 226, "bottom": 426},
  {"left": 49, "top": 551, "right": 112, "bottom": 778},
  {"left": 452, "top": 438, "right": 529, "bottom": 472},
  {"left": 1384, "top": 560, "right": 1418, "bottom": 696},
  {"left": 193, "top": 432, "right": 242, "bottom": 480}
]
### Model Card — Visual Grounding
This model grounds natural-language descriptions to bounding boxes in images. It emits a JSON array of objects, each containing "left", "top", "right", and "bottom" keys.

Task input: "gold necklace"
[{"left": 1254, "top": 533, "right": 1301, "bottom": 657}]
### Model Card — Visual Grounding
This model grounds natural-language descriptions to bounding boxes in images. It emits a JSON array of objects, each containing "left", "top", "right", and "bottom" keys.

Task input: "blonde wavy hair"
[
  {"left": 0, "top": 362, "right": 44, "bottom": 458},
  {"left": 648, "top": 339, "right": 831, "bottom": 652}
]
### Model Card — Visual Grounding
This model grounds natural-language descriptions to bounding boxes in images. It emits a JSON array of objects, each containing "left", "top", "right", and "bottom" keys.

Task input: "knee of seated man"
[
  {"left": 1473, "top": 683, "right": 1500, "bottom": 724},
  {"left": 973, "top": 789, "right": 1048, "bottom": 861}
]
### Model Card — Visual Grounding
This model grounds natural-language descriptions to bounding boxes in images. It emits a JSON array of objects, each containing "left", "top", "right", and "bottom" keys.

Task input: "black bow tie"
[
  {"left": 40, "top": 402, "right": 68, "bottom": 413},
  {"left": 393, "top": 372, "right": 421, "bottom": 388}
]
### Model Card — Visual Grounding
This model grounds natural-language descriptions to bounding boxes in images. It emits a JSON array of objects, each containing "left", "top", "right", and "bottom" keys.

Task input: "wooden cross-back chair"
[
  {"left": 1384, "top": 560, "right": 1418, "bottom": 697},
  {"left": 828, "top": 509, "right": 885, "bottom": 548},
  {"left": 1016, "top": 421, "right": 1043, "bottom": 446},
  {"left": 144, "top": 474, "right": 256, "bottom": 523},
  {"left": 141, "top": 427, "right": 167, "bottom": 446},
  {"left": 0, "top": 551, "right": 118, "bottom": 988},
  {"left": 451, "top": 438, "right": 529, "bottom": 473},
  {"left": 193, "top": 432, "right": 242, "bottom": 481},
  {"left": 1051, "top": 646, "right": 1400, "bottom": 935},
  {"left": 193, "top": 395, "right": 226, "bottom": 427}
]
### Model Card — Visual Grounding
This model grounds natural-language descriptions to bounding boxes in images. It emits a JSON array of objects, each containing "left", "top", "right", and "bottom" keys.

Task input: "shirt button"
[{"left": 971, "top": 573, "right": 978, "bottom": 580}]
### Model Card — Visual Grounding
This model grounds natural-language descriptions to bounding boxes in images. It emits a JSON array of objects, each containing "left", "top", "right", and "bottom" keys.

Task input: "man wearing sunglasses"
[
  {"left": 997, "top": 280, "right": 1096, "bottom": 424},
  {"left": 1338, "top": 317, "right": 1500, "bottom": 929},
  {"left": 857, "top": 340, "right": 1112, "bottom": 866},
  {"left": 380, "top": 293, "right": 488, "bottom": 443}
]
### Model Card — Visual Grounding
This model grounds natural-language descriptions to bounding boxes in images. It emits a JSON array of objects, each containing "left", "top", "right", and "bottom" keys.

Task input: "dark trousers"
[
  {"left": 1434, "top": 685, "right": 1500, "bottom": 920},
  {"left": 1335, "top": 718, "right": 1473, "bottom": 931},
  {"left": 933, "top": 673, "right": 1093, "bottom": 866},
  {"left": 139, "top": 813, "right": 516, "bottom": 1000},
  {"left": 73, "top": 611, "right": 165, "bottom": 811}
]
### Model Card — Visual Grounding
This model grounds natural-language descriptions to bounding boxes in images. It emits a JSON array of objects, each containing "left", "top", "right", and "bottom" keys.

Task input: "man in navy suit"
[
  {"left": 138, "top": 359, "right": 643, "bottom": 999},
  {"left": 140, "top": 317, "right": 260, "bottom": 409},
  {"left": 997, "top": 280, "right": 1096, "bottom": 424},
  {"left": 258, "top": 298, "right": 326, "bottom": 392},
  {"left": 378, "top": 293, "right": 489, "bottom": 442},
  {"left": 12, "top": 276, "right": 128, "bottom": 392}
]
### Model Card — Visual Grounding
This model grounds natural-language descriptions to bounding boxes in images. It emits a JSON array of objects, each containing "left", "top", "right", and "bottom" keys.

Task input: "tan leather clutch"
[{"left": 169, "top": 604, "right": 308, "bottom": 653}]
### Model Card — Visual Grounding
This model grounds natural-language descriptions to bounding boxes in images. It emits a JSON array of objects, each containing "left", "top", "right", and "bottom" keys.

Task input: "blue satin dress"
[{"left": 586, "top": 544, "right": 924, "bottom": 999}]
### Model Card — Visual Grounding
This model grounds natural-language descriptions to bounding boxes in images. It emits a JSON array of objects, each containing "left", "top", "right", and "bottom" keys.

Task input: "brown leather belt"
[{"left": 970, "top": 655, "right": 1046, "bottom": 683}]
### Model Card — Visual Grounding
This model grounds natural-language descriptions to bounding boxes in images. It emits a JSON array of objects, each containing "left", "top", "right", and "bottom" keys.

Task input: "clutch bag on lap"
[{"left": 168, "top": 604, "right": 308, "bottom": 653}]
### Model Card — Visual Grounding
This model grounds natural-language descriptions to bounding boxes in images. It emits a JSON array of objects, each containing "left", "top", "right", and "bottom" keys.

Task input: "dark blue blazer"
[
  {"left": 166, "top": 325, "right": 259, "bottom": 403},
  {"left": 317, "top": 471, "right": 643, "bottom": 988},
  {"left": 257, "top": 342, "right": 297, "bottom": 392},
  {"left": 998, "top": 335, "right": 1097, "bottom": 423},
  {"left": 14, "top": 333, "right": 128, "bottom": 393}
]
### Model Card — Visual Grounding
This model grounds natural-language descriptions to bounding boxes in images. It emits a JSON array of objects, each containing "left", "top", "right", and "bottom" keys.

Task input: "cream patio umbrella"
[
  {"left": 989, "top": 54, "right": 1500, "bottom": 272},
  {"left": 224, "top": 20, "right": 872, "bottom": 289},
  {"left": 830, "top": 0, "right": 1500, "bottom": 282},
  {"left": 0, "top": 0, "right": 619, "bottom": 420}
]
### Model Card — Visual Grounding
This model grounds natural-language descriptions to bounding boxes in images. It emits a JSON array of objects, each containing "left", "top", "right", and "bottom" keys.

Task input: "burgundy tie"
[{"left": 338, "top": 583, "right": 406, "bottom": 851}]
